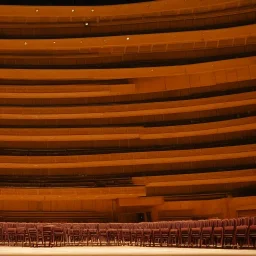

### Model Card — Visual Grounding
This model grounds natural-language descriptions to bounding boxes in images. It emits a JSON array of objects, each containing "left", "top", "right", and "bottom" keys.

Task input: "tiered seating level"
[
  {"left": 0, "top": 1, "right": 255, "bottom": 224},
  {"left": 0, "top": 217, "right": 256, "bottom": 248}
]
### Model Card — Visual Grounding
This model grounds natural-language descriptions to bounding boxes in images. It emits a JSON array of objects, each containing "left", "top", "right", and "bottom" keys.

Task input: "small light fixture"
[
  {"left": 91, "top": 9, "right": 94, "bottom": 12},
  {"left": 72, "top": 9, "right": 75, "bottom": 12},
  {"left": 126, "top": 37, "right": 130, "bottom": 40},
  {"left": 53, "top": 41, "right": 56, "bottom": 44},
  {"left": 80, "top": 41, "right": 83, "bottom": 44},
  {"left": 85, "top": 22, "right": 89, "bottom": 26},
  {"left": 24, "top": 42, "right": 27, "bottom": 45},
  {"left": 35, "top": 9, "right": 39, "bottom": 12}
]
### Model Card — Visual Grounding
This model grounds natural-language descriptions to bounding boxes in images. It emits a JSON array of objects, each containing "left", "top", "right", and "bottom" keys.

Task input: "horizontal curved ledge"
[
  {"left": 0, "top": 148, "right": 254, "bottom": 176},
  {"left": 1, "top": 25, "right": 255, "bottom": 54},
  {"left": 146, "top": 174, "right": 256, "bottom": 188},
  {"left": 1, "top": 91, "right": 255, "bottom": 114},
  {"left": 0, "top": 56, "right": 255, "bottom": 80},
  {"left": 0, "top": 118, "right": 255, "bottom": 149},
  {"left": 132, "top": 168, "right": 256, "bottom": 185},
  {"left": 0, "top": 186, "right": 146, "bottom": 200},
  {"left": 0, "top": 102, "right": 254, "bottom": 126},
  {"left": 0, "top": 116, "right": 254, "bottom": 136},
  {"left": 0, "top": 81, "right": 254, "bottom": 107},
  {"left": 2, "top": 7, "right": 254, "bottom": 40},
  {"left": 0, "top": 144, "right": 254, "bottom": 164},
  {"left": 0, "top": 0, "right": 246, "bottom": 21}
]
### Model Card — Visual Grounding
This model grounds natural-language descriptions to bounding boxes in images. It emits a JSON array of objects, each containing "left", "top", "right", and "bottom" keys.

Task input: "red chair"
[
  {"left": 159, "top": 222, "right": 171, "bottom": 247},
  {"left": 180, "top": 221, "right": 192, "bottom": 247},
  {"left": 121, "top": 224, "right": 132, "bottom": 246},
  {"left": 223, "top": 219, "right": 236, "bottom": 248},
  {"left": 190, "top": 220, "right": 202, "bottom": 247},
  {"left": 151, "top": 222, "right": 161, "bottom": 247},
  {"left": 107, "top": 223, "right": 121, "bottom": 246},
  {"left": 53, "top": 226, "right": 65, "bottom": 246},
  {"left": 87, "top": 223, "right": 99, "bottom": 246},
  {"left": 201, "top": 219, "right": 214, "bottom": 247},
  {"left": 248, "top": 217, "right": 256, "bottom": 248},
  {"left": 169, "top": 221, "right": 180, "bottom": 247},
  {"left": 0, "top": 223, "right": 4, "bottom": 245},
  {"left": 28, "top": 227, "right": 42, "bottom": 247},
  {"left": 213, "top": 219, "right": 223, "bottom": 248},
  {"left": 235, "top": 217, "right": 249, "bottom": 248},
  {"left": 7, "top": 228, "right": 17, "bottom": 246},
  {"left": 98, "top": 223, "right": 108, "bottom": 246},
  {"left": 42, "top": 225, "right": 53, "bottom": 247},
  {"left": 69, "top": 224, "right": 82, "bottom": 246}
]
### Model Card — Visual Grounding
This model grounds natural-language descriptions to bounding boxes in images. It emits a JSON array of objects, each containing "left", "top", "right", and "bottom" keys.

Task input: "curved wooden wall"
[
  {"left": 0, "top": 1, "right": 255, "bottom": 222},
  {"left": 0, "top": 0, "right": 255, "bottom": 38}
]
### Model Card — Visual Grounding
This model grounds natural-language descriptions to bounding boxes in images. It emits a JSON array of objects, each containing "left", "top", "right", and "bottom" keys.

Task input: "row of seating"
[
  {"left": 0, "top": 117, "right": 254, "bottom": 150},
  {"left": 0, "top": 217, "right": 256, "bottom": 248},
  {"left": 0, "top": 1, "right": 255, "bottom": 39},
  {"left": 0, "top": 144, "right": 254, "bottom": 176},
  {"left": 1, "top": 25, "right": 255, "bottom": 68},
  {"left": 1, "top": 78, "right": 254, "bottom": 107}
]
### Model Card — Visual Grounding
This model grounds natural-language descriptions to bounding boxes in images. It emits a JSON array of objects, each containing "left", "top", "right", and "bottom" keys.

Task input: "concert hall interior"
[{"left": 0, "top": 0, "right": 255, "bottom": 255}]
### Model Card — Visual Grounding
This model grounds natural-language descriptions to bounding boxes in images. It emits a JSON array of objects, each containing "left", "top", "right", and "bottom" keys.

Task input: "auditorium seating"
[
  {"left": 0, "top": 218, "right": 256, "bottom": 248},
  {"left": 0, "top": 0, "right": 255, "bottom": 38},
  {"left": 0, "top": 0, "right": 255, "bottom": 241}
]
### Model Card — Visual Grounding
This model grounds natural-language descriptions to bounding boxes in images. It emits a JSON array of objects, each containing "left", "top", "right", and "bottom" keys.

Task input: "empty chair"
[
  {"left": 151, "top": 222, "right": 161, "bottom": 247},
  {"left": 169, "top": 221, "right": 180, "bottom": 247},
  {"left": 190, "top": 220, "right": 202, "bottom": 247},
  {"left": 180, "top": 221, "right": 192, "bottom": 247},
  {"left": 7, "top": 228, "right": 17, "bottom": 246},
  {"left": 69, "top": 224, "right": 82, "bottom": 246},
  {"left": 42, "top": 225, "right": 53, "bottom": 247},
  {"left": 121, "top": 224, "right": 132, "bottom": 246},
  {"left": 159, "top": 222, "right": 171, "bottom": 247},
  {"left": 107, "top": 223, "right": 121, "bottom": 246},
  {"left": 249, "top": 217, "right": 256, "bottom": 248},
  {"left": 98, "top": 223, "right": 108, "bottom": 246},
  {"left": 213, "top": 219, "right": 223, "bottom": 248},
  {"left": 0, "top": 223, "right": 4, "bottom": 245},
  {"left": 28, "top": 227, "right": 42, "bottom": 247},
  {"left": 16, "top": 226, "right": 26, "bottom": 247},
  {"left": 87, "top": 223, "right": 99, "bottom": 246},
  {"left": 223, "top": 219, "right": 236, "bottom": 248},
  {"left": 53, "top": 226, "right": 65, "bottom": 246},
  {"left": 235, "top": 217, "right": 250, "bottom": 248},
  {"left": 201, "top": 220, "right": 214, "bottom": 248}
]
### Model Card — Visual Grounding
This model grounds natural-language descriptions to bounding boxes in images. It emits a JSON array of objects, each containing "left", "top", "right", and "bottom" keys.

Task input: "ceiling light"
[
  {"left": 35, "top": 9, "right": 39, "bottom": 12},
  {"left": 91, "top": 9, "right": 94, "bottom": 12},
  {"left": 126, "top": 37, "right": 130, "bottom": 40},
  {"left": 72, "top": 9, "right": 75, "bottom": 12},
  {"left": 85, "top": 22, "right": 89, "bottom": 26}
]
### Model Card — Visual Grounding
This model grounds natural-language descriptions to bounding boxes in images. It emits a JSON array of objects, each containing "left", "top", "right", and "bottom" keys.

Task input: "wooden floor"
[{"left": 0, "top": 246, "right": 255, "bottom": 256}]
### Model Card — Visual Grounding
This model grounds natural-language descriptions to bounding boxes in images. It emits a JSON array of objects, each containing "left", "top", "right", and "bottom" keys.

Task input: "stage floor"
[{"left": 0, "top": 247, "right": 255, "bottom": 256}]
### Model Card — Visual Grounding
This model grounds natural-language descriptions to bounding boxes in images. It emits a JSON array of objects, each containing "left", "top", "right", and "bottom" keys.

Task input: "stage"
[{"left": 0, "top": 247, "right": 255, "bottom": 256}]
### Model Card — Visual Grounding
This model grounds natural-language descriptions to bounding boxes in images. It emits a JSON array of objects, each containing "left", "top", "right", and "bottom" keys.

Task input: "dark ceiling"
[{"left": 1, "top": 0, "right": 151, "bottom": 5}]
